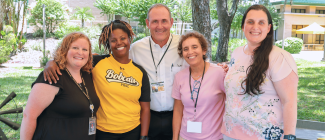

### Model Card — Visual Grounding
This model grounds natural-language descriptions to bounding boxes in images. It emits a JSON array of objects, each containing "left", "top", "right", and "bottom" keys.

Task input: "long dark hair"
[
  {"left": 241, "top": 4, "right": 274, "bottom": 95},
  {"left": 98, "top": 20, "right": 135, "bottom": 54}
]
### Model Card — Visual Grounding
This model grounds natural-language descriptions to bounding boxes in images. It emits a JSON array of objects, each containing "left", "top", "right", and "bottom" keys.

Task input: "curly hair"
[
  {"left": 241, "top": 4, "right": 274, "bottom": 95},
  {"left": 177, "top": 31, "right": 208, "bottom": 61},
  {"left": 54, "top": 32, "right": 92, "bottom": 73},
  {"left": 98, "top": 20, "right": 135, "bottom": 54}
]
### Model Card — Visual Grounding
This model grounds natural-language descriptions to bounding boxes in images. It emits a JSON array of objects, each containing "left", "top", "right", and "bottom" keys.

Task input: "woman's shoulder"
[
  {"left": 269, "top": 46, "right": 295, "bottom": 61},
  {"left": 209, "top": 63, "right": 225, "bottom": 72},
  {"left": 270, "top": 46, "right": 291, "bottom": 55}
]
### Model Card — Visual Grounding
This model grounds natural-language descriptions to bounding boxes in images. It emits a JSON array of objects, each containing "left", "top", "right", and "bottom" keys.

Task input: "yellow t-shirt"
[{"left": 92, "top": 55, "right": 150, "bottom": 133}]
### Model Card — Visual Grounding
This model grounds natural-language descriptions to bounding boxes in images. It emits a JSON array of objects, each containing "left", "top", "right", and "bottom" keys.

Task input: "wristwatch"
[
  {"left": 140, "top": 136, "right": 149, "bottom": 140},
  {"left": 284, "top": 134, "right": 296, "bottom": 140}
]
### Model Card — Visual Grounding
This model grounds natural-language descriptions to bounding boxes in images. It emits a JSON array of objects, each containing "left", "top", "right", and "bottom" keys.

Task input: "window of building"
[
  {"left": 291, "top": 9, "right": 306, "bottom": 13},
  {"left": 316, "top": 10, "right": 325, "bottom": 14},
  {"left": 315, "top": 25, "right": 325, "bottom": 44},
  {"left": 292, "top": 25, "right": 306, "bottom": 39},
  {"left": 315, "top": 35, "right": 324, "bottom": 44}
]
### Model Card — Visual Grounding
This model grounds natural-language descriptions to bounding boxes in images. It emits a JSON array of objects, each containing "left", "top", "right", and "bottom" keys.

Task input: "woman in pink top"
[
  {"left": 172, "top": 31, "right": 226, "bottom": 140},
  {"left": 221, "top": 5, "right": 298, "bottom": 140}
]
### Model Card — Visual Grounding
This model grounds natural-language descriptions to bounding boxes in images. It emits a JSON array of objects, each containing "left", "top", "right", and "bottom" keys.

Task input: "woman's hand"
[{"left": 43, "top": 60, "right": 61, "bottom": 84}]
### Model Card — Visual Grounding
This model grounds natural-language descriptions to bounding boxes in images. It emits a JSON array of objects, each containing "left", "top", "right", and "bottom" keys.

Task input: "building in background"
[{"left": 271, "top": 0, "right": 325, "bottom": 50}]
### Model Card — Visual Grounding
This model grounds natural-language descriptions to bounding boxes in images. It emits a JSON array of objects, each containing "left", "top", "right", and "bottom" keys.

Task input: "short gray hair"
[{"left": 146, "top": 3, "right": 172, "bottom": 20}]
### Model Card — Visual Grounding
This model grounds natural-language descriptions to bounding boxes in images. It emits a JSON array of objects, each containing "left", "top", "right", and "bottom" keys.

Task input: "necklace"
[{"left": 191, "top": 74, "right": 202, "bottom": 79}]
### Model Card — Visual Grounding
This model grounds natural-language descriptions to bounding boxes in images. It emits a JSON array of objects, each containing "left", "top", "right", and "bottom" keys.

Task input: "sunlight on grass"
[
  {"left": 296, "top": 59, "right": 325, "bottom": 122},
  {"left": 0, "top": 67, "right": 43, "bottom": 139}
]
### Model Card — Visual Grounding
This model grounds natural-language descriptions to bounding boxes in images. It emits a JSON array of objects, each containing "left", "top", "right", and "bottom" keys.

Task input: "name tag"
[
  {"left": 89, "top": 117, "right": 96, "bottom": 135},
  {"left": 187, "top": 120, "right": 202, "bottom": 133},
  {"left": 151, "top": 81, "right": 165, "bottom": 93}
]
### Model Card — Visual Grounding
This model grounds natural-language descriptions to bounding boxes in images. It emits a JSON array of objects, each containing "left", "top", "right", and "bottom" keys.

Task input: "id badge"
[
  {"left": 89, "top": 117, "right": 96, "bottom": 135},
  {"left": 151, "top": 81, "right": 165, "bottom": 93},
  {"left": 187, "top": 120, "right": 202, "bottom": 133}
]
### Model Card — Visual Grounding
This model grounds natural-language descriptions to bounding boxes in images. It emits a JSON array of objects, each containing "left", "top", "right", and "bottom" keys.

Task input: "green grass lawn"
[
  {"left": 0, "top": 67, "right": 43, "bottom": 139},
  {"left": 296, "top": 59, "right": 325, "bottom": 122},
  {"left": 0, "top": 59, "right": 324, "bottom": 139}
]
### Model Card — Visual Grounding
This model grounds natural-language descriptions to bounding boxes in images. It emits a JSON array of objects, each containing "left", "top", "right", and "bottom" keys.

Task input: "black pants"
[
  {"left": 148, "top": 110, "right": 173, "bottom": 140},
  {"left": 96, "top": 125, "right": 141, "bottom": 140}
]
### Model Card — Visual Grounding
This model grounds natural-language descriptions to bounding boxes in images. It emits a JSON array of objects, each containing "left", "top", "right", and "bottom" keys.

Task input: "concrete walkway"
[
  {"left": 297, "top": 128, "right": 325, "bottom": 140},
  {"left": 292, "top": 51, "right": 325, "bottom": 62}
]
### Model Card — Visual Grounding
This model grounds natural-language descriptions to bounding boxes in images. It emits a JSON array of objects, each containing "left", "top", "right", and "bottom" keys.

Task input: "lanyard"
[
  {"left": 189, "top": 62, "right": 206, "bottom": 113},
  {"left": 149, "top": 35, "right": 173, "bottom": 81},
  {"left": 65, "top": 68, "right": 95, "bottom": 118}
]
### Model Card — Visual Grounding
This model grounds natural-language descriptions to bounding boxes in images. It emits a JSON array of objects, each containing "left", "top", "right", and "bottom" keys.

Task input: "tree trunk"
[
  {"left": 82, "top": 18, "right": 84, "bottom": 28},
  {"left": 216, "top": 0, "right": 239, "bottom": 62},
  {"left": 191, "top": 0, "right": 212, "bottom": 61},
  {"left": 19, "top": 0, "right": 27, "bottom": 51},
  {"left": 181, "top": 21, "right": 184, "bottom": 35},
  {"left": 0, "top": 0, "right": 5, "bottom": 37}
]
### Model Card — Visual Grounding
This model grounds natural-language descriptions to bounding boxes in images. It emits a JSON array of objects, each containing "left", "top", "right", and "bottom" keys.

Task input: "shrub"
[
  {"left": 28, "top": 0, "right": 69, "bottom": 33},
  {"left": 91, "top": 39, "right": 109, "bottom": 55},
  {"left": 40, "top": 50, "right": 51, "bottom": 67},
  {"left": 54, "top": 23, "right": 82, "bottom": 39},
  {"left": 54, "top": 23, "right": 100, "bottom": 39},
  {"left": 275, "top": 37, "right": 303, "bottom": 54},
  {"left": 133, "top": 33, "right": 146, "bottom": 43},
  {"left": 81, "top": 26, "right": 101, "bottom": 39}
]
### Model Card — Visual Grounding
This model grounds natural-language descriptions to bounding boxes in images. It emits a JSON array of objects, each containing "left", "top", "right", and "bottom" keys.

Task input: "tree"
[
  {"left": 28, "top": 0, "right": 69, "bottom": 33},
  {"left": 191, "top": 0, "right": 212, "bottom": 61},
  {"left": 174, "top": 1, "right": 192, "bottom": 35},
  {"left": 72, "top": 7, "right": 94, "bottom": 28},
  {"left": 115, "top": 0, "right": 135, "bottom": 23},
  {"left": 94, "top": 0, "right": 116, "bottom": 22},
  {"left": 0, "top": 0, "right": 5, "bottom": 37},
  {"left": 132, "top": 0, "right": 176, "bottom": 36},
  {"left": 215, "top": 0, "right": 239, "bottom": 62}
]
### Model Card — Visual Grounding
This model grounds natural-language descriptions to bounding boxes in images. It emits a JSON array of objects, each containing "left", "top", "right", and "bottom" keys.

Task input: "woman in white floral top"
[{"left": 221, "top": 4, "right": 298, "bottom": 140}]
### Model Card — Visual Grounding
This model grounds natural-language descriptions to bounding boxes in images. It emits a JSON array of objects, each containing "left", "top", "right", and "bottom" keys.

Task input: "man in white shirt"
[{"left": 129, "top": 3, "right": 186, "bottom": 140}]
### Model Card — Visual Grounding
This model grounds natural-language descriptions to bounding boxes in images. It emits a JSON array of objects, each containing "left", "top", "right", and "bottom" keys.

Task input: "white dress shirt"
[{"left": 130, "top": 34, "right": 188, "bottom": 111}]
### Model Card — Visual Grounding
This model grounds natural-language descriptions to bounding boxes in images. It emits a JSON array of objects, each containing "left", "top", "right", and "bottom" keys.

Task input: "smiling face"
[
  {"left": 66, "top": 38, "right": 90, "bottom": 70},
  {"left": 181, "top": 37, "right": 206, "bottom": 66},
  {"left": 242, "top": 10, "right": 271, "bottom": 46},
  {"left": 146, "top": 6, "right": 173, "bottom": 45},
  {"left": 109, "top": 28, "right": 131, "bottom": 59}
]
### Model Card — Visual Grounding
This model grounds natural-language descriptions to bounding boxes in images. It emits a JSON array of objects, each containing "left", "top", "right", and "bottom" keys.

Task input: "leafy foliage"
[
  {"left": 275, "top": 37, "right": 303, "bottom": 54},
  {"left": 54, "top": 23, "right": 101, "bottom": 39},
  {"left": 94, "top": 0, "right": 116, "bottom": 22},
  {"left": 71, "top": 7, "right": 94, "bottom": 28},
  {"left": 173, "top": 1, "right": 192, "bottom": 34},
  {"left": 132, "top": 33, "right": 146, "bottom": 43},
  {"left": 132, "top": 0, "right": 176, "bottom": 27},
  {"left": 0, "top": 26, "right": 16, "bottom": 64},
  {"left": 114, "top": 0, "right": 135, "bottom": 23},
  {"left": 28, "top": 0, "right": 69, "bottom": 33}
]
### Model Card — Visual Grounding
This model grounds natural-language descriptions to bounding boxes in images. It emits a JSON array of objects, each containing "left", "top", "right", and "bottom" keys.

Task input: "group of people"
[{"left": 20, "top": 3, "right": 298, "bottom": 140}]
